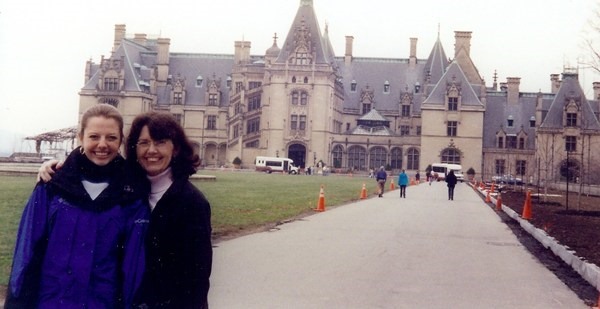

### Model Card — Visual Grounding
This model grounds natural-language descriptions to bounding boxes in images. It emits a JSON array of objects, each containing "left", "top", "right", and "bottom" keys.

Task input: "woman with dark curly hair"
[{"left": 126, "top": 112, "right": 212, "bottom": 309}]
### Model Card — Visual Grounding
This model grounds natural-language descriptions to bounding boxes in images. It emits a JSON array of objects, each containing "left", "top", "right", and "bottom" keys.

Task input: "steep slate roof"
[
  {"left": 540, "top": 73, "right": 600, "bottom": 130},
  {"left": 155, "top": 53, "right": 234, "bottom": 106},
  {"left": 336, "top": 58, "right": 430, "bottom": 114},
  {"left": 423, "top": 36, "right": 450, "bottom": 85},
  {"left": 422, "top": 61, "right": 483, "bottom": 107},
  {"left": 482, "top": 93, "right": 540, "bottom": 149},
  {"left": 275, "top": 0, "right": 333, "bottom": 65}
]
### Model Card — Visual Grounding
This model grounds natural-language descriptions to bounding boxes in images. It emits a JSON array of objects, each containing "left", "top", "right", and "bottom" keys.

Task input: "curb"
[{"left": 475, "top": 186, "right": 600, "bottom": 291}]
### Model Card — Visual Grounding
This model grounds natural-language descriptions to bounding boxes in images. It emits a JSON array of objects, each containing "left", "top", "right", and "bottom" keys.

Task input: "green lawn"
[{"left": 0, "top": 171, "right": 381, "bottom": 285}]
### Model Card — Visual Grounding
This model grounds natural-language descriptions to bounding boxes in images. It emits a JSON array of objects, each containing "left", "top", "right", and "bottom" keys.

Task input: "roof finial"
[
  {"left": 437, "top": 23, "right": 441, "bottom": 38},
  {"left": 300, "top": 0, "right": 313, "bottom": 6}
]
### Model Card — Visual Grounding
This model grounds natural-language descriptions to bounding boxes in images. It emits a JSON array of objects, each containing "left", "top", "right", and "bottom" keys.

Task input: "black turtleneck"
[{"left": 48, "top": 147, "right": 145, "bottom": 211}]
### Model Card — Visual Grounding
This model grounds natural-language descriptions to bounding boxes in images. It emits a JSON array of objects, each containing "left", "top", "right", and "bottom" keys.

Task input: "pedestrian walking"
[
  {"left": 445, "top": 170, "right": 458, "bottom": 200},
  {"left": 398, "top": 169, "right": 409, "bottom": 198},
  {"left": 429, "top": 170, "right": 434, "bottom": 185},
  {"left": 415, "top": 171, "right": 420, "bottom": 184},
  {"left": 375, "top": 166, "right": 387, "bottom": 197}
]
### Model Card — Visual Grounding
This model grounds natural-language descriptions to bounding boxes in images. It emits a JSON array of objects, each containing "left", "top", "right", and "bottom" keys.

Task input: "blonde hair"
[{"left": 79, "top": 104, "right": 124, "bottom": 140}]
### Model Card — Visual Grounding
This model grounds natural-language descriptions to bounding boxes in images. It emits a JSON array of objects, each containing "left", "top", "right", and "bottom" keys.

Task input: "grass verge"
[{"left": 0, "top": 171, "right": 381, "bottom": 285}]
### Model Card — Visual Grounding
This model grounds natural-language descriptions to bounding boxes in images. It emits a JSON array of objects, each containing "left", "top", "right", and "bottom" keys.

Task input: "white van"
[
  {"left": 431, "top": 163, "right": 464, "bottom": 182},
  {"left": 255, "top": 156, "right": 300, "bottom": 174}
]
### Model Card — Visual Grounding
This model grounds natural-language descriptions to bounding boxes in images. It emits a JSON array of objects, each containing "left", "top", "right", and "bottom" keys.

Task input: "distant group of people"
[
  {"left": 373, "top": 168, "right": 458, "bottom": 201},
  {"left": 6, "top": 104, "right": 212, "bottom": 308}
]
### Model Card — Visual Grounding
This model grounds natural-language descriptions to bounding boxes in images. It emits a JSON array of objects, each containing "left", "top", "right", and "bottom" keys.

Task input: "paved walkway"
[{"left": 209, "top": 181, "right": 588, "bottom": 308}]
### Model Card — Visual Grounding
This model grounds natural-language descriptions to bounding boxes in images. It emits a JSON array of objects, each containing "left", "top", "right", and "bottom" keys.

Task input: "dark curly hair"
[{"left": 126, "top": 112, "right": 200, "bottom": 180}]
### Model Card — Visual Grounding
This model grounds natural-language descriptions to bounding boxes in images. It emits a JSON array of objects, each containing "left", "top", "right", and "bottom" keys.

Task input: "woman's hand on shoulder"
[{"left": 37, "top": 159, "right": 63, "bottom": 183}]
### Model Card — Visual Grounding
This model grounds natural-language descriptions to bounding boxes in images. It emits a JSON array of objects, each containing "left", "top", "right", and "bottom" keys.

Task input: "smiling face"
[
  {"left": 135, "top": 125, "right": 175, "bottom": 176},
  {"left": 79, "top": 116, "right": 122, "bottom": 166}
]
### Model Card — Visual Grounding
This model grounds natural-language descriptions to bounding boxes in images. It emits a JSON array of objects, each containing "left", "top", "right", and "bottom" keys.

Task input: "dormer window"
[
  {"left": 226, "top": 76, "right": 232, "bottom": 88},
  {"left": 566, "top": 112, "right": 577, "bottom": 127},
  {"left": 448, "top": 97, "right": 458, "bottom": 111},
  {"left": 351, "top": 80, "right": 357, "bottom": 92},
  {"left": 507, "top": 115, "right": 514, "bottom": 127},
  {"left": 295, "top": 52, "right": 309, "bottom": 65},
  {"left": 383, "top": 81, "right": 390, "bottom": 94},
  {"left": 196, "top": 75, "right": 203, "bottom": 87},
  {"left": 167, "top": 74, "right": 172, "bottom": 85},
  {"left": 529, "top": 116, "right": 536, "bottom": 127},
  {"left": 414, "top": 82, "right": 421, "bottom": 93}
]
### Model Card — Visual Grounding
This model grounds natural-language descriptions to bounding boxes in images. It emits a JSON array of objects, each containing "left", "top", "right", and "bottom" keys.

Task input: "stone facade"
[{"left": 78, "top": 0, "right": 600, "bottom": 185}]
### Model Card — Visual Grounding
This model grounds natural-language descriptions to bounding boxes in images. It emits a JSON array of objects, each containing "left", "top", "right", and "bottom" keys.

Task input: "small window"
[
  {"left": 447, "top": 121, "right": 457, "bottom": 137},
  {"left": 401, "top": 105, "right": 411, "bottom": 117},
  {"left": 566, "top": 112, "right": 577, "bottom": 127},
  {"left": 565, "top": 136, "right": 577, "bottom": 152},
  {"left": 448, "top": 97, "right": 458, "bottom": 111},
  {"left": 507, "top": 115, "right": 514, "bottom": 127},
  {"left": 516, "top": 160, "right": 527, "bottom": 176},
  {"left": 529, "top": 116, "right": 536, "bottom": 127},
  {"left": 304, "top": 77, "right": 308, "bottom": 84},
  {"left": 498, "top": 136, "right": 504, "bottom": 148},
  {"left": 351, "top": 80, "right": 357, "bottom": 92},
  {"left": 207, "top": 115, "right": 217, "bottom": 130},
  {"left": 383, "top": 81, "right": 390, "bottom": 93},
  {"left": 400, "top": 125, "right": 410, "bottom": 136},
  {"left": 196, "top": 75, "right": 203, "bottom": 87},
  {"left": 208, "top": 93, "right": 217, "bottom": 106}
]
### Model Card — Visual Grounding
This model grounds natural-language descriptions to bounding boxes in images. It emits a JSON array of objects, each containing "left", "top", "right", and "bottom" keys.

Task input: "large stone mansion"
[{"left": 79, "top": 0, "right": 600, "bottom": 184}]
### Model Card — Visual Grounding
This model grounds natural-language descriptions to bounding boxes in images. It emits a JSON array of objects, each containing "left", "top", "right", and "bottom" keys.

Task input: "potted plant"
[{"left": 232, "top": 157, "right": 242, "bottom": 169}]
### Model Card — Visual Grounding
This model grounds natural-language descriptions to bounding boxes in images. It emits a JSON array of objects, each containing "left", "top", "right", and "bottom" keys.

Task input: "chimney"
[
  {"left": 409, "top": 37, "right": 417, "bottom": 66},
  {"left": 156, "top": 38, "right": 171, "bottom": 83},
  {"left": 133, "top": 33, "right": 147, "bottom": 46},
  {"left": 550, "top": 74, "right": 561, "bottom": 94},
  {"left": 506, "top": 77, "right": 520, "bottom": 105},
  {"left": 345, "top": 36, "right": 354, "bottom": 65},
  {"left": 234, "top": 41, "right": 251, "bottom": 65},
  {"left": 454, "top": 31, "right": 472, "bottom": 57},
  {"left": 113, "top": 24, "right": 126, "bottom": 52},
  {"left": 593, "top": 82, "right": 600, "bottom": 100}
]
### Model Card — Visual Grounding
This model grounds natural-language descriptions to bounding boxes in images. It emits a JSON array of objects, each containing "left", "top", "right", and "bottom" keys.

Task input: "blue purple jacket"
[{"left": 6, "top": 152, "right": 150, "bottom": 308}]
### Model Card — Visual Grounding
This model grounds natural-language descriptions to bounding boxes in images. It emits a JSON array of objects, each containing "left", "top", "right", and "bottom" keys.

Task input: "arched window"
[
  {"left": 390, "top": 147, "right": 402, "bottom": 169},
  {"left": 369, "top": 147, "right": 387, "bottom": 170},
  {"left": 332, "top": 145, "right": 344, "bottom": 168},
  {"left": 347, "top": 145, "right": 367, "bottom": 171},
  {"left": 441, "top": 148, "right": 461, "bottom": 164},
  {"left": 407, "top": 148, "right": 420, "bottom": 170}
]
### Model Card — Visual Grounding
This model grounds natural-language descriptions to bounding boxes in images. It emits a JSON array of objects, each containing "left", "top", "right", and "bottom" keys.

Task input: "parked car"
[{"left": 491, "top": 175, "right": 524, "bottom": 185}]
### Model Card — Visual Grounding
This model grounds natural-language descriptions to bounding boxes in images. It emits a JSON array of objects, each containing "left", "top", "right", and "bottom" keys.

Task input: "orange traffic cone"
[
  {"left": 315, "top": 185, "right": 325, "bottom": 212},
  {"left": 390, "top": 179, "right": 395, "bottom": 190},
  {"left": 496, "top": 192, "right": 502, "bottom": 211},
  {"left": 522, "top": 190, "right": 532, "bottom": 220},
  {"left": 360, "top": 183, "right": 367, "bottom": 199}
]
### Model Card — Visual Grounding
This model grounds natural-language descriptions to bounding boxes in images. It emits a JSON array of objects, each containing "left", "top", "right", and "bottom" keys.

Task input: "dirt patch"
[{"left": 490, "top": 186, "right": 600, "bottom": 306}]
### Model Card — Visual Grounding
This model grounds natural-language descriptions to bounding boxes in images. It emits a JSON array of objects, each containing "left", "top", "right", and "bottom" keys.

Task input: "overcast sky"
[{"left": 0, "top": 0, "right": 598, "bottom": 153}]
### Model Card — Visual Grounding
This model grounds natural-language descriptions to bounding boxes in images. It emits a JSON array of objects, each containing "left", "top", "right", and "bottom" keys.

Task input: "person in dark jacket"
[
  {"left": 375, "top": 166, "right": 387, "bottom": 197},
  {"left": 127, "top": 112, "right": 212, "bottom": 309},
  {"left": 6, "top": 104, "right": 149, "bottom": 308},
  {"left": 445, "top": 170, "right": 458, "bottom": 200}
]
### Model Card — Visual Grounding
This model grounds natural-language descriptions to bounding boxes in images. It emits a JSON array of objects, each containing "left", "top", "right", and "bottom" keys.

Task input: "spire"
[{"left": 275, "top": 0, "right": 334, "bottom": 65}]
